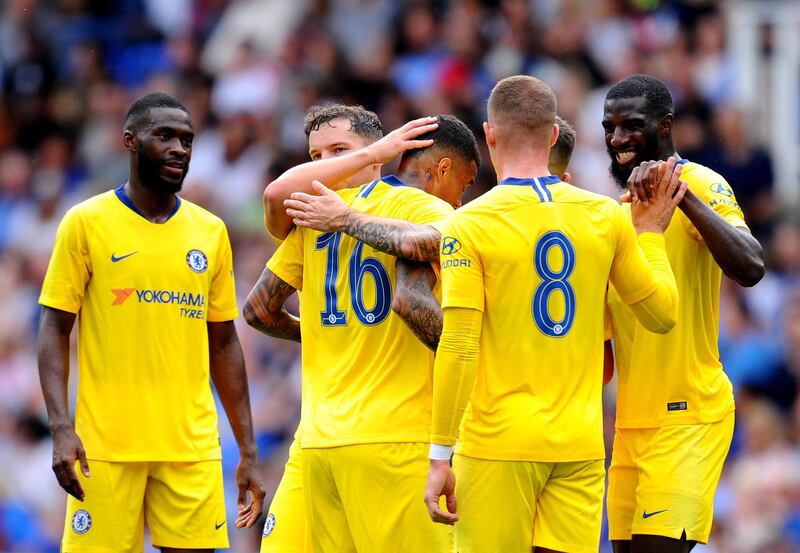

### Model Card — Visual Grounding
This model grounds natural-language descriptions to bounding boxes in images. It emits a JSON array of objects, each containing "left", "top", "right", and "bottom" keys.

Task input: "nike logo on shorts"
[
  {"left": 215, "top": 520, "right": 226, "bottom": 530},
  {"left": 642, "top": 509, "right": 669, "bottom": 519}
]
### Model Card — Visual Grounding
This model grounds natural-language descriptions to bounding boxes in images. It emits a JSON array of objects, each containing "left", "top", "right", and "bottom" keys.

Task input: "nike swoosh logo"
[
  {"left": 643, "top": 509, "right": 669, "bottom": 519},
  {"left": 111, "top": 251, "right": 138, "bottom": 263},
  {"left": 215, "top": 520, "right": 226, "bottom": 530}
]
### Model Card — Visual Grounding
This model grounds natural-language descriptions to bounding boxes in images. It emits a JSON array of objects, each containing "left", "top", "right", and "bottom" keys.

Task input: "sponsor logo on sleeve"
[
  {"left": 710, "top": 182, "right": 734, "bottom": 197},
  {"left": 441, "top": 236, "right": 462, "bottom": 255}
]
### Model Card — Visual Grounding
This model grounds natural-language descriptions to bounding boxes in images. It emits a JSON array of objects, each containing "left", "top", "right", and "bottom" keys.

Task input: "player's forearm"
[
  {"left": 243, "top": 269, "right": 301, "bottom": 342},
  {"left": 678, "top": 189, "right": 765, "bottom": 287},
  {"left": 392, "top": 261, "right": 441, "bottom": 351},
  {"left": 243, "top": 304, "right": 301, "bottom": 342},
  {"left": 430, "top": 307, "right": 482, "bottom": 449},
  {"left": 627, "top": 233, "right": 679, "bottom": 334},
  {"left": 264, "top": 149, "right": 377, "bottom": 240},
  {"left": 208, "top": 321, "right": 258, "bottom": 460},
  {"left": 343, "top": 211, "right": 441, "bottom": 263},
  {"left": 37, "top": 307, "right": 76, "bottom": 431}
]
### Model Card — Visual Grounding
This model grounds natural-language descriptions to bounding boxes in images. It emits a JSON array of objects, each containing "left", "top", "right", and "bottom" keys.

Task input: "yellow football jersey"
[
  {"left": 438, "top": 176, "right": 675, "bottom": 462},
  {"left": 267, "top": 176, "right": 453, "bottom": 448},
  {"left": 608, "top": 161, "right": 747, "bottom": 428},
  {"left": 39, "top": 186, "right": 238, "bottom": 461}
]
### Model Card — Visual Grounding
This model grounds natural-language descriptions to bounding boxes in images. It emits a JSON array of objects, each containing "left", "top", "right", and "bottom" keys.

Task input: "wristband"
[{"left": 429, "top": 443, "right": 455, "bottom": 460}]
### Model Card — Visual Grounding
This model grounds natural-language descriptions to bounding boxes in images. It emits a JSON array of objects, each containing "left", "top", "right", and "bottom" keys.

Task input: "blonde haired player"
[{"left": 424, "top": 75, "right": 685, "bottom": 553}]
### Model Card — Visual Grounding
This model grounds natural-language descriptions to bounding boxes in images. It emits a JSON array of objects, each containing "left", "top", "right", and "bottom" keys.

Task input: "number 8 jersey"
[
  {"left": 437, "top": 176, "right": 678, "bottom": 462},
  {"left": 267, "top": 176, "right": 453, "bottom": 448}
]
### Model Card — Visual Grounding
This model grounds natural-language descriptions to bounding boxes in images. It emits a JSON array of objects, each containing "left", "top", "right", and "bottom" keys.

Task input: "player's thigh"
[
  {"left": 608, "top": 428, "right": 640, "bottom": 541},
  {"left": 631, "top": 532, "right": 697, "bottom": 553},
  {"left": 454, "top": 454, "right": 546, "bottom": 553},
  {"left": 145, "top": 460, "right": 228, "bottom": 550},
  {"left": 328, "top": 443, "right": 451, "bottom": 553},
  {"left": 262, "top": 438, "right": 312, "bottom": 553},
  {"left": 631, "top": 412, "right": 734, "bottom": 544},
  {"left": 533, "top": 459, "right": 605, "bottom": 553},
  {"left": 62, "top": 460, "right": 148, "bottom": 553},
  {"left": 302, "top": 447, "right": 357, "bottom": 553}
]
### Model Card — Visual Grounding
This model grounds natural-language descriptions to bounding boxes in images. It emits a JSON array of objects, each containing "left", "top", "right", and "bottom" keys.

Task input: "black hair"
[
  {"left": 606, "top": 74, "right": 674, "bottom": 120},
  {"left": 124, "top": 92, "right": 189, "bottom": 131},
  {"left": 550, "top": 115, "right": 576, "bottom": 175},
  {"left": 403, "top": 114, "right": 480, "bottom": 169},
  {"left": 303, "top": 104, "right": 384, "bottom": 144}
]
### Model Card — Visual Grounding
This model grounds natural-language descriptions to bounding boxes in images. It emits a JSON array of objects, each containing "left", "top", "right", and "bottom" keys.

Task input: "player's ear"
[
  {"left": 550, "top": 123, "right": 559, "bottom": 148},
  {"left": 562, "top": 172, "right": 571, "bottom": 183},
  {"left": 483, "top": 122, "right": 496, "bottom": 149},
  {"left": 122, "top": 129, "right": 137, "bottom": 153},
  {"left": 437, "top": 157, "right": 452, "bottom": 179},
  {"left": 660, "top": 113, "right": 674, "bottom": 137}
]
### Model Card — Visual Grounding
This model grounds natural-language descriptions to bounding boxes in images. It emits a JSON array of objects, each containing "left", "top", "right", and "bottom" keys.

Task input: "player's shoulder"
[
  {"left": 351, "top": 176, "right": 453, "bottom": 214},
  {"left": 61, "top": 189, "right": 118, "bottom": 223},
  {"left": 177, "top": 196, "right": 228, "bottom": 230},
  {"left": 681, "top": 160, "right": 732, "bottom": 193},
  {"left": 555, "top": 182, "right": 620, "bottom": 211}
]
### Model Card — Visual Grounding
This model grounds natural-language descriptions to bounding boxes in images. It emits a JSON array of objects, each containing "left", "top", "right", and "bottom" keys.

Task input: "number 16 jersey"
[
  {"left": 267, "top": 176, "right": 453, "bottom": 449},
  {"left": 439, "top": 177, "right": 675, "bottom": 462}
]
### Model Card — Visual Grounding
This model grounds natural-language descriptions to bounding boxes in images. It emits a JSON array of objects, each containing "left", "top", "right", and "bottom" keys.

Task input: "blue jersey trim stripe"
[
  {"left": 500, "top": 176, "right": 559, "bottom": 202},
  {"left": 115, "top": 184, "right": 181, "bottom": 221},
  {"left": 358, "top": 174, "right": 408, "bottom": 198},
  {"left": 381, "top": 174, "right": 408, "bottom": 187}
]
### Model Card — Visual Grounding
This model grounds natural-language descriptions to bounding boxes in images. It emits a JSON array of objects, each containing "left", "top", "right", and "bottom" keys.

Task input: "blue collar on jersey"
[
  {"left": 115, "top": 184, "right": 181, "bottom": 222},
  {"left": 676, "top": 158, "right": 689, "bottom": 165},
  {"left": 500, "top": 175, "right": 561, "bottom": 203},
  {"left": 358, "top": 174, "right": 407, "bottom": 198}
]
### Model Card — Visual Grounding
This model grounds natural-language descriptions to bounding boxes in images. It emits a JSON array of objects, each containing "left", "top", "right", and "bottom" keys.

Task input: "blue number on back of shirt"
[
  {"left": 316, "top": 232, "right": 392, "bottom": 327},
  {"left": 316, "top": 232, "right": 347, "bottom": 326},
  {"left": 532, "top": 231, "right": 576, "bottom": 337}
]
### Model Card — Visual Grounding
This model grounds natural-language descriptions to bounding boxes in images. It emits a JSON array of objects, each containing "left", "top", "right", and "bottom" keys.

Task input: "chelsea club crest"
[
  {"left": 72, "top": 509, "right": 92, "bottom": 534},
  {"left": 186, "top": 249, "right": 208, "bottom": 273},
  {"left": 263, "top": 513, "right": 276, "bottom": 537}
]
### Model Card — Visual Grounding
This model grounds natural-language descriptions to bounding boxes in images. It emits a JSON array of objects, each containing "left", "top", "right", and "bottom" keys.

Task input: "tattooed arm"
[
  {"left": 392, "top": 259, "right": 442, "bottom": 351},
  {"left": 284, "top": 180, "right": 441, "bottom": 263},
  {"left": 243, "top": 268, "right": 301, "bottom": 342},
  {"left": 342, "top": 212, "right": 441, "bottom": 263}
]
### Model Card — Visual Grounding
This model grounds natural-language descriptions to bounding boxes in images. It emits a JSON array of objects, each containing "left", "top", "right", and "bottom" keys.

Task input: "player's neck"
[
  {"left": 491, "top": 145, "right": 552, "bottom": 181},
  {"left": 123, "top": 179, "right": 178, "bottom": 223},
  {"left": 657, "top": 139, "right": 680, "bottom": 162},
  {"left": 493, "top": 157, "right": 552, "bottom": 181}
]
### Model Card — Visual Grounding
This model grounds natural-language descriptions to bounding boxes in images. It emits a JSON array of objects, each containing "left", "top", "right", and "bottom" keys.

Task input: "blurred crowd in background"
[{"left": 0, "top": 0, "right": 798, "bottom": 551}]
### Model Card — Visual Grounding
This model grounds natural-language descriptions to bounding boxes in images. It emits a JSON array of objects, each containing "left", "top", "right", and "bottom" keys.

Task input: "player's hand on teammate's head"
[
  {"left": 285, "top": 180, "right": 352, "bottom": 232},
  {"left": 366, "top": 116, "right": 438, "bottom": 165},
  {"left": 51, "top": 427, "right": 90, "bottom": 501},
  {"left": 424, "top": 460, "right": 459, "bottom": 525},
  {"left": 630, "top": 156, "right": 688, "bottom": 234},
  {"left": 234, "top": 456, "right": 266, "bottom": 529}
]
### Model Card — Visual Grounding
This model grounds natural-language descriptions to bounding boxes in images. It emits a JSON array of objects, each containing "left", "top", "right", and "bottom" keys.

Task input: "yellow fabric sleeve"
[
  {"left": 682, "top": 174, "right": 749, "bottom": 243},
  {"left": 39, "top": 207, "right": 91, "bottom": 313},
  {"left": 207, "top": 225, "right": 239, "bottom": 322},
  {"left": 266, "top": 228, "right": 305, "bottom": 291},
  {"left": 624, "top": 233, "right": 679, "bottom": 334},
  {"left": 430, "top": 306, "right": 483, "bottom": 446}
]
